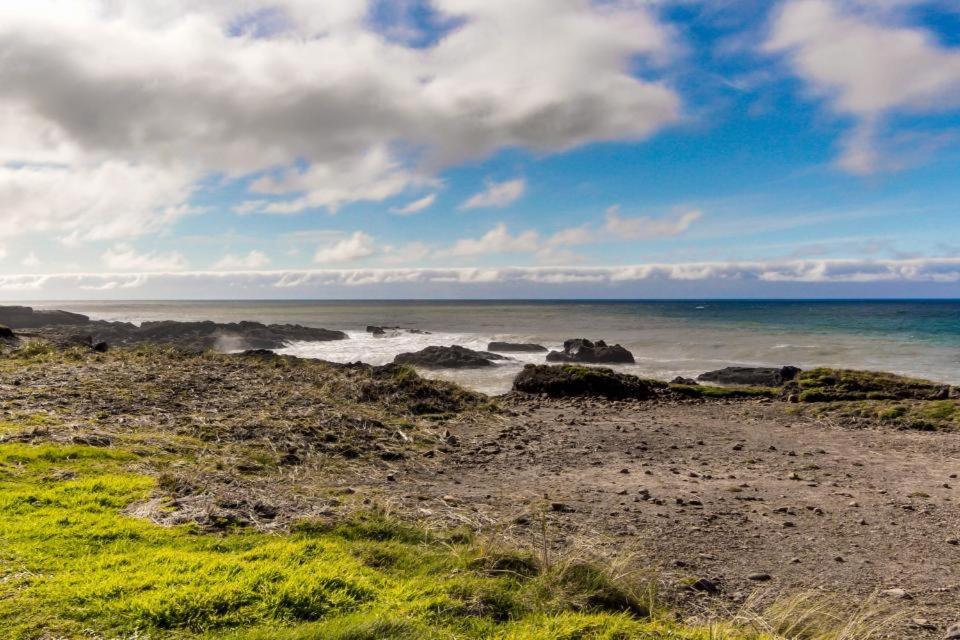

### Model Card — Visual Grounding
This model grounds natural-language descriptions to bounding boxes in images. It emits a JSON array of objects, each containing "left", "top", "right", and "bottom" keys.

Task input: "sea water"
[{"left": 27, "top": 300, "right": 960, "bottom": 394}]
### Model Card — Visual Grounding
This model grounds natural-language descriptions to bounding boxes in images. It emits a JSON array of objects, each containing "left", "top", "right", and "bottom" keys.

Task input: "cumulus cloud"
[
  {"left": 436, "top": 223, "right": 539, "bottom": 257},
  {"left": 314, "top": 231, "right": 376, "bottom": 264},
  {"left": 101, "top": 244, "right": 189, "bottom": 271},
  {"left": 459, "top": 179, "right": 526, "bottom": 210},
  {"left": 212, "top": 250, "right": 270, "bottom": 270},
  {"left": 0, "top": 0, "right": 679, "bottom": 238},
  {"left": 766, "top": 0, "right": 960, "bottom": 173},
  {"left": 390, "top": 193, "right": 437, "bottom": 216}
]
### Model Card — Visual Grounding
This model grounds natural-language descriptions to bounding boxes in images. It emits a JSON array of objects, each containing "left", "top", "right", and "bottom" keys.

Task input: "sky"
[{"left": 1, "top": 0, "right": 960, "bottom": 299}]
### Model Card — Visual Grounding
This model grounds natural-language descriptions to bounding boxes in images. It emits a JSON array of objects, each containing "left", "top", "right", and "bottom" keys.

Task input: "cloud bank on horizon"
[{"left": 0, "top": 0, "right": 959, "bottom": 298}]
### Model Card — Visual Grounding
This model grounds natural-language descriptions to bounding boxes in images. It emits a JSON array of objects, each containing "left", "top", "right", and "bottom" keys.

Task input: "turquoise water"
[{"left": 28, "top": 300, "right": 960, "bottom": 393}]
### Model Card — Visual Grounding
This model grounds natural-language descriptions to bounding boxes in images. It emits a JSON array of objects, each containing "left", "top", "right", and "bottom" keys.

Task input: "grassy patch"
[
  {"left": 0, "top": 441, "right": 762, "bottom": 640},
  {"left": 789, "top": 368, "right": 948, "bottom": 402}
]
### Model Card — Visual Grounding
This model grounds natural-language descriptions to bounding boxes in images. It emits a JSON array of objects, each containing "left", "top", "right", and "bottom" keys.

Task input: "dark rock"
[
  {"left": 35, "top": 319, "right": 347, "bottom": 353},
  {"left": 688, "top": 578, "right": 720, "bottom": 594},
  {"left": 0, "top": 325, "right": 15, "bottom": 340},
  {"left": 92, "top": 341, "right": 109, "bottom": 353},
  {"left": 671, "top": 376, "right": 698, "bottom": 385},
  {"left": 0, "top": 305, "right": 90, "bottom": 328},
  {"left": 546, "top": 338, "right": 635, "bottom": 364},
  {"left": 697, "top": 366, "right": 801, "bottom": 387},
  {"left": 487, "top": 341, "right": 547, "bottom": 353},
  {"left": 512, "top": 364, "right": 660, "bottom": 400},
  {"left": 747, "top": 573, "right": 772, "bottom": 581},
  {"left": 366, "top": 325, "right": 390, "bottom": 335},
  {"left": 393, "top": 345, "right": 505, "bottom": 369}
]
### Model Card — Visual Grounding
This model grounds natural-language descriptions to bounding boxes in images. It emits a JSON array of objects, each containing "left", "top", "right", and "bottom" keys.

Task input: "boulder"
[
  {"left": 0, "top": 325, "right": 15, "bottom": 340},
  {"left": 512, "top": 364, "right": 658, "bottom": 400},
  {"left": 697, "top": 366, "right": 801, "bottom": 387},
  {"left": 0, "top": 305, "right": 90, "bottom": 328},
  {"left": 393, "top": 345, "right": 505, "bottom": 369},
  {"left": 671, "top": 377, "right": 699, "bottom": 386},
  {"left": 487, "top": 341, "right": 547, "bottom": 353},
  {"left": 546, "top": 338, "right": 634, "bottom": 364}
]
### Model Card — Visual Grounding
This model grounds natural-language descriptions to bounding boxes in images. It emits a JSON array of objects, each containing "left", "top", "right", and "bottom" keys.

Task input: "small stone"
[
  {"left": 881, "top": 588, "right": 911, "bottom": 599},
  {"left": 748, "top": 573, "right": 773, "bottom": 582},
  {"left": 947, "top": 538, "right": 960, "bottom": 545},
  {"left": 688, "top": 578, "right": 719, "bottom": 594},
  {"left": 945, "top": 622, "right": 960, "bottom": 639}
]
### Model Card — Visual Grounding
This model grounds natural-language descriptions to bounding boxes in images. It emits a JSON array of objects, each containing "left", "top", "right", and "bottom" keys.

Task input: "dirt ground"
[
  {"left": 3, "top": 348, "right": 958, "bottom": 637},
  {"left": 345, "top": 394, "right": 960, "bottom": 638}
]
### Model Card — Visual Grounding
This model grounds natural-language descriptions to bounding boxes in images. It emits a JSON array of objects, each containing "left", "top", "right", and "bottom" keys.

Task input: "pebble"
[
  {"left": 945, "top": 623, "right": 960, "bottom": 639},
  {"left": 748, "top": 573, "right": 772, "bottom": 581},
  {"left": 881, "top": 588, "right": 911, "bottom": 599}
]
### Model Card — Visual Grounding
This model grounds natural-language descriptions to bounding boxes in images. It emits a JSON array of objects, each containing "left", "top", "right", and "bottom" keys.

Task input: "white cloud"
[
  {"left": 0, "top": 162, "right": 195, "bottom": 243},
  {"left": 381, "top": 242, "right": 431, "bottom": 265},
  {"left": 0, "top": 0, "right": 679, "bottom": 237},
  {"left": 314, "top": 231, "right": 376, "bottom": 264},
  {"left": 101, "top": 244, "right": 189, "bottom": 271},
  {"left": 766, "top": 0, "right": 960, "bottom": 173},
  {"left": 390, "top": 193, "right": 437, "bottom": 216},
  {"left": 436, "top": 223, "right": 539, "bottom": 257},
  {"left": 4, "top": 257, "right": 960, "bottom": 297},
  {"left": 22, "top": 252, "right": 40, "bottom": 267},
  {"left": 213, "top": 250, "right": 270, "bottom": 270},
  {"left": 603, "top": 206, "right": 702, "bottom": 240},
  {"left": 459, "top": 179, "right": 526, "bottom": 210}
]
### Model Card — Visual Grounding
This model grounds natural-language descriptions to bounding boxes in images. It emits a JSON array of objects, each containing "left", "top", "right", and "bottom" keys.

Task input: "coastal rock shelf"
[{"left": 0, "top": 305, "right": 346, "bottom": 352}]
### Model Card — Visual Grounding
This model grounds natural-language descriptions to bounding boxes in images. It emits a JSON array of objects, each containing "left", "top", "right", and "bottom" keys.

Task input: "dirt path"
[{"left": 357, "top": 396, "right": 960, "bottom": 638}]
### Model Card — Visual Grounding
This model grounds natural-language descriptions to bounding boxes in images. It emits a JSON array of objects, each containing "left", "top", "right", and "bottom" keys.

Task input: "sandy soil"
[{"left": 350, "top": 395, "right": 960, "bottom": 638}]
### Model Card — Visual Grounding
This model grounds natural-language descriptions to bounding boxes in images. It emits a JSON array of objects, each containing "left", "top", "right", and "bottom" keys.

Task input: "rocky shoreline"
[{"left": 1, "top": 306, "right": 959, "bottom": 638}]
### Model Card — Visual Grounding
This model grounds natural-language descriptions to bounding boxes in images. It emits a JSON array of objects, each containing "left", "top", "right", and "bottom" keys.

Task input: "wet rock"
[
  {"left": 546, "top": 338, "right": 635, "bottom": 364},
  {"left": 487, "top": 341, "right": 547, "bottom": 353},
  {"left": 671, "top": 377, "right": 699, "bottom": 385},
  {"left": 393, "top": 345, "right": 505, "bottom": 369},
  {"left": 697, "top": 366, "right": 801, "bottom": 387},
  {"left": 512, "top": 364, "right": 659, "bottom": 400}
]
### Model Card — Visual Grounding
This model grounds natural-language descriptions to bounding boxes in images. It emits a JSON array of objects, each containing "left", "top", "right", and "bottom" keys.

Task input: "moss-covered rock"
[{"left": 786, "top": 367, "right": 953, "bottom": 402}]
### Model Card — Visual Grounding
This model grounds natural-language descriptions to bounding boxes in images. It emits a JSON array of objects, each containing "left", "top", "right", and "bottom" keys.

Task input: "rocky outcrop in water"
[
  {"left": 487, "top": 342, "right": 547, "bottom": 353},
  {"left": 28, "top": 316, "right": 346, "bottom": 353},
  {"left": 393, "top": 345, "right": 506, "bottom": 369},
  {"left": 546, "top": 338, "right": 635, "bottom": 364},
  {"left": 697, "top": 366, "right": 801, "bottom": 387},
  {"left": 0, "top": 305, "right": 90, "bottom": 328}
]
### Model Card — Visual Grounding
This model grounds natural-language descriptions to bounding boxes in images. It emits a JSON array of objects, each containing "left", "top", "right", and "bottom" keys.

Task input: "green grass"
[{"left": 0, "top": 441, "right": 762, "bottom": 640}]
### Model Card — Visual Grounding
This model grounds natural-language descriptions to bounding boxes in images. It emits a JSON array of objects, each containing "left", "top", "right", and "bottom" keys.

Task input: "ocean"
[{"left": 26, "top": 300, "right": 960, "bottom": 394}]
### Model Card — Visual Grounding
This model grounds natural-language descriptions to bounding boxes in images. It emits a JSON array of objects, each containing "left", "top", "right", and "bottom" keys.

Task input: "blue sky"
[{"left": 1, "top": 0, "right": 959, "bottom": 298}]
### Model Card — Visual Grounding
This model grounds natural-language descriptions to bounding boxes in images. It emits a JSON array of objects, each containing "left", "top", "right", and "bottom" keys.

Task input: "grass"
[
  {"left": 668, "top": 384, "right": 778, "bottom": 399},
  {"left": 0, "top": 440, "right": 770, "bottom": 640},
  {"left": 789, "top": 368, "right": 948, "bottom": 402}
]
